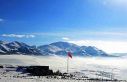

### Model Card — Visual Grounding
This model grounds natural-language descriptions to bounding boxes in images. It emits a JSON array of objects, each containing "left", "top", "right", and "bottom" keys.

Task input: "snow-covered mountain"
[
  {"left": 38, "top": 41, "right": 108, "bottom": 56},
  {"left": 0, "top": 41, "right": 41, "bottom": 55},
  {"left": 0, "top": 41, "right": 108, "bottom": 56}
]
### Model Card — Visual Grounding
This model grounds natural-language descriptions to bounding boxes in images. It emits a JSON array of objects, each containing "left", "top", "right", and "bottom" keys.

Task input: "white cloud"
[
  {"left": 1, "top": 34, "right": 35, "bottom": 38},
  {"left": 31, "top": 31, "right": 127, "bottom": 38},
  {"left": 62, "top": 37, "right": 70, "bottom": 40},
  {"left": 0, "top": 18, "right": 4, "bottom": 22},
  {"left": 87, "top": 31, "right": 127, "bottom": 36},
  {"left": 67, "top": 40, "right": 127, "bottom": 53},
  {"left": 102, "top": 0, "right": 127, "bottom": 8}
]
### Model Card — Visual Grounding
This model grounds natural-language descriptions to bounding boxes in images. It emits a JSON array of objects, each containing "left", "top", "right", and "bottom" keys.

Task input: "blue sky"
[{"left": 0, "top": 0, "right": 127, "bottom": 53}]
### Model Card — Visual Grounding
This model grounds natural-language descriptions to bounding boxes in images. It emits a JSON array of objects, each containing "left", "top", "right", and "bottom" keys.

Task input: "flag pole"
[
  {"left": 67, "top": 55, "right": 69, "bottom": 73},
  {"left": 67, "top": 52, "right": 72, "bottom": 73}
]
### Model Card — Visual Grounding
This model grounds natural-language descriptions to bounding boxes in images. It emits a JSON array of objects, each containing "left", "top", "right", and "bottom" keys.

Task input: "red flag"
[{"left": 67, "top": 52, "right": 72, "bottom": 58}]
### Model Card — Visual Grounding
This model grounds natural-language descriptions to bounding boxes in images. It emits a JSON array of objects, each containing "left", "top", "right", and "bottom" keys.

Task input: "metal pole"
[{"left": 67, "top": 56, "right": 69, "bottom": 73}]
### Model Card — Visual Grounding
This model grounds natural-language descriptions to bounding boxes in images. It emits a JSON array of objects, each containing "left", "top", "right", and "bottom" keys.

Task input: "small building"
[{"left": 26, "top": 66, "right": 53, "bottom": 76}]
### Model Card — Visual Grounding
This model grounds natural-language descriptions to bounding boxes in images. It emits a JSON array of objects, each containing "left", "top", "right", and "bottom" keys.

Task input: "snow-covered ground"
[
  {"left": 0, "top": 55, "right": 127, "bottom": 81},
  {"left": 1, "top": 76, "right": 123, "bottom": 82}
]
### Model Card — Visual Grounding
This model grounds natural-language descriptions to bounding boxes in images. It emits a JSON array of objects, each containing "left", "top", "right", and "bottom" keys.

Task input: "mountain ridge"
[
  {"left": 0, "top": 41, "right": 108, "bottom": 56},
  {"left": 38, "top": 41, "right": 108, "bottom": 56}
]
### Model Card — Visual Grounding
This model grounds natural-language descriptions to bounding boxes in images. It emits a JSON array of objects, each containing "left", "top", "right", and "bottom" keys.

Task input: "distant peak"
[{"left": 50, "top": 41, "right": 70, "bottom": 44}]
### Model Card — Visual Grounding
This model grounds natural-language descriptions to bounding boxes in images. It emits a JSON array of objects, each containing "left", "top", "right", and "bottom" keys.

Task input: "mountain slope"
[
  {"left": 0, "top": 41, "right": 108, "bottom": 56},
  {"left": 0, "top": 41, "right": 41, "bottom": 55},
  {"left": 38, "top": 41, "right": 108, "bottom": 56}
]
